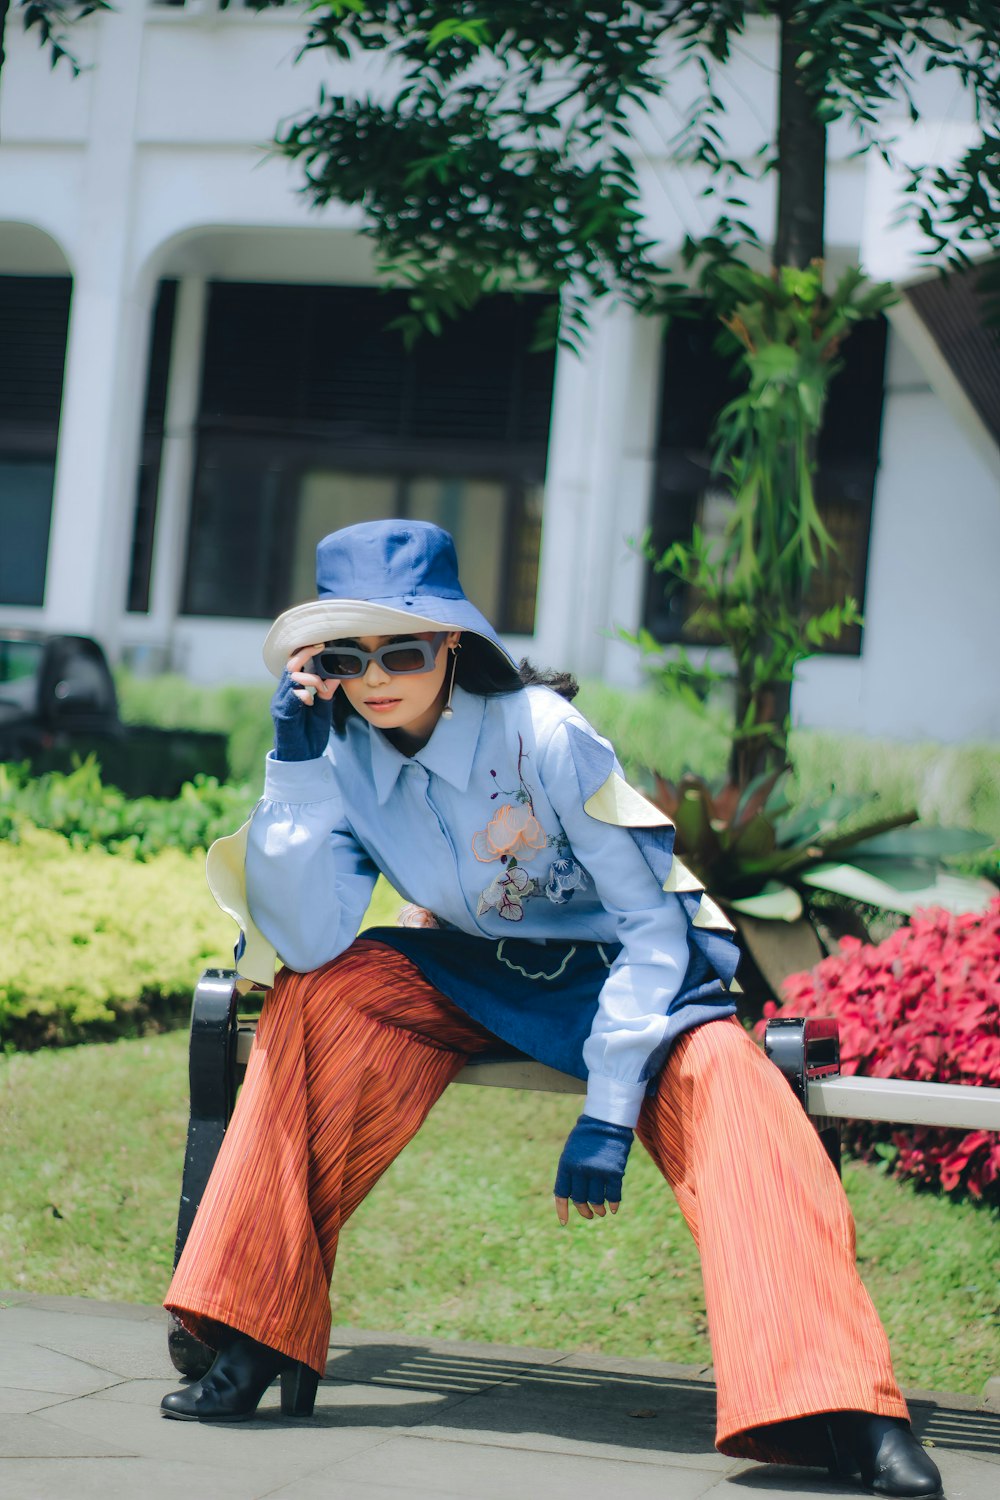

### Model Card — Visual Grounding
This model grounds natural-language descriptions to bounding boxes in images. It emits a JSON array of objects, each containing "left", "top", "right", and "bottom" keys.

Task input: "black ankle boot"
[
  {"left": 161, "top": 1329, "right": 319, "bottom": 1422},
  {"left": 826, "top": 1412, "right": 943, "bottom": 1498}
]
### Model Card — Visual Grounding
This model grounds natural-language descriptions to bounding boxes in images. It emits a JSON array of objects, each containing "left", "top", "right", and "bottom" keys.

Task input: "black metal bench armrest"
[{"left": 172, "top": 969, "right": 242, "bottom": 1269}]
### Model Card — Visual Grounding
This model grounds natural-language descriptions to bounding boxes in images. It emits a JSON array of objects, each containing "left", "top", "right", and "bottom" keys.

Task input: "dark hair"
[
  {"left": 515, "top": 658, "right": 579, "bottom": 701},
  {"left": 331, "top": 638, "right": 577, "bottom": 735}
]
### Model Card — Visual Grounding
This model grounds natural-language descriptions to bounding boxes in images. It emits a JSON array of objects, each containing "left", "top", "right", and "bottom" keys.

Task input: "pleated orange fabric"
[
  {"left": 165, "top": 941, "right": 909, "bottom": 1460},
  {"left": 636, "top": 1016, "right": 909, "bottom": 1459},
  {"left": 166, "top": 942, "right": 498, "bottom": 1375}
]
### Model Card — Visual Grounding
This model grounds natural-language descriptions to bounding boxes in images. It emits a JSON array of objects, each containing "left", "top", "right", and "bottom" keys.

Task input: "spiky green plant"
[{"left": 651, "top": 769, "right": 995, "bottom": 923}]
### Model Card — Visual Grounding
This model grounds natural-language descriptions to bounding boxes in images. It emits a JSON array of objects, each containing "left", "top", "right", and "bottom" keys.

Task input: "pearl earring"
[{"left": 440, "top": 644, "right": 461, "bottom": 720}]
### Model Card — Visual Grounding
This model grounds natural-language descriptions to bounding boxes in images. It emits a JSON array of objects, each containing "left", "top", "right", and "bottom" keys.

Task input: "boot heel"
[{"left": 280, "top": 1362, "right": 319, "bottom": 1417}]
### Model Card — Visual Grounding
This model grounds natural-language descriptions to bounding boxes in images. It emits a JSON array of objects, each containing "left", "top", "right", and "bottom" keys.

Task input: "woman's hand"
[
  {"left": 553, "top": 1113, "right": 634, "bottom": 1226},
  {"left": 270, "top": 644, "right": 338, "bottom": 762}
]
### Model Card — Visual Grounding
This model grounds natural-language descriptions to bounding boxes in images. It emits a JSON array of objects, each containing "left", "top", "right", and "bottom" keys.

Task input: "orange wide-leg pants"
[{"left": 165, "top": 940, "right": 909, "bottom": 1460}]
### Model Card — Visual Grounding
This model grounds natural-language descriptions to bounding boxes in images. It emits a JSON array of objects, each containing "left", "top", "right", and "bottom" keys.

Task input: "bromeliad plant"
[
  {"left": 626, "top": 261, "right": 896, "bottom": 788},
  {"left": 649, "top": 764, "right": 995, "bottom": 1005},
  {"left": 651, "top": 768, "right": 995, "bottom": 924}
]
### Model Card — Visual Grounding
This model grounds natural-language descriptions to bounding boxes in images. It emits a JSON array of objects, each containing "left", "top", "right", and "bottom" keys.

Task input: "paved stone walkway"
[{"left": 1, "top": 1292, "right": 997, "bottom": 1500}]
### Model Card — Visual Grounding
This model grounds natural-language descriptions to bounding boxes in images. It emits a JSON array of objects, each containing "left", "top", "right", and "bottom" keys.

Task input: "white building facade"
[{"left": 1, "top": 0, "right": 997, "bottom": 742}]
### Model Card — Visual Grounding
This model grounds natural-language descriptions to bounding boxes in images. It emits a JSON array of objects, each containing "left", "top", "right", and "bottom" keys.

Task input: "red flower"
[{"left": 761, "top": 898, "right": 1000, "bottom": 1204}]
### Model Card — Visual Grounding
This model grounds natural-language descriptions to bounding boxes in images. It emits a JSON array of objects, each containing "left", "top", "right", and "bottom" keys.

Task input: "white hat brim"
[{"left": 263, "top": 600, "right": 468, "bottom": 678}]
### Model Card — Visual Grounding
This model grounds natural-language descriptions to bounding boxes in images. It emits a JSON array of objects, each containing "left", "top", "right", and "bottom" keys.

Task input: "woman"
[{"left": 163, "top": 519, "right": 941, "bottom": 1498}]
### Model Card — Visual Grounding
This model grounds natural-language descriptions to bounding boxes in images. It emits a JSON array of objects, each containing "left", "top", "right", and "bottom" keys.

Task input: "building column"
[
  {"left": 534, "top": 300, "right": 660, "bottom": 680},
  {"left": 142, "top": 275, "right": 208, "bottom": 659},
  {"left": 601, "top": 311, "right": 664, "bottom": 686},
  {"left": 41, "top": 0, "right": 148, "bottom": 652},
  {"left": 43, "top": 272, "right": 154, "bottom": 646}
]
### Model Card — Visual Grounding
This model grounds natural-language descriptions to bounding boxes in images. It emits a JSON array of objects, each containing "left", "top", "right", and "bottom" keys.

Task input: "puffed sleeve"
[
  {"left": 536, "top": 715, "right": 739, "bottom": 1128},
  {"left": 243, "top": 750, "right": 380, "bottom": 974}
]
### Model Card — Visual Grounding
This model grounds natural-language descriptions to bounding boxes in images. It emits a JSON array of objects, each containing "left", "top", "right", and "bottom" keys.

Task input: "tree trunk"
[
  {"left": 736, "top": 1, "right": 829, "bottom": 785},
  {"left": 775, "top": 0, "right": 827, "bottom": 269},
  {"left": 729, "top": 677, "right": 787, "bottom": 787}
]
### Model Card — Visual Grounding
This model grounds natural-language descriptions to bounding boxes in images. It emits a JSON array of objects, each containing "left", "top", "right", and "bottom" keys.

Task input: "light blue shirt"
[{"left": 245, "top": 684, "right": 730, "bottom": 1128}]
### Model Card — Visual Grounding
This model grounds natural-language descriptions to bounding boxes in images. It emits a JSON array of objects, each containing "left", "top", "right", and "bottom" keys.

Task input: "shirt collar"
[{"left": 367, "top": 686, "right": 486, "bottom": 805}]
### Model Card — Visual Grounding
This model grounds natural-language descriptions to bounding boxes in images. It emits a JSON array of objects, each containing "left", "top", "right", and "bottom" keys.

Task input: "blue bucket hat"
[{"left": 262, "top": 519, "right": 516, "bottom": 677}]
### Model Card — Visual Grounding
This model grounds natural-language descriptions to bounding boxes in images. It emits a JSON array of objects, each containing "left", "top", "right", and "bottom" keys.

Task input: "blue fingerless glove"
[
  {"left": 553, "top": 1113, "right": 634, "bottom": 1207},
  {"left": 270, "top": 671, "right": 333, "bottom": 762}
]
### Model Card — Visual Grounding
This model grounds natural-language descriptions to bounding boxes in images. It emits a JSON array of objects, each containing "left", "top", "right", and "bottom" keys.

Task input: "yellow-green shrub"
[
  {"left": 2, "top": 829, "right": 405, "bottom": 1049},
  {"left": 2, "top": 827, "right": 234, "bottom": 1048}
]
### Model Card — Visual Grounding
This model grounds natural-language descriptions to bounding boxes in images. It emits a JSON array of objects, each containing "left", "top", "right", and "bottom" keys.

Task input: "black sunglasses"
[{"left": 313, "top": 633, "right": 447, "bottom": 680}]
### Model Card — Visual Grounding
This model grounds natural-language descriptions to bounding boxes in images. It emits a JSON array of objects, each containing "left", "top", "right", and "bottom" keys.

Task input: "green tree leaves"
[
  {"left": 13, "top": 1, "right": 112, "bottom": 78},
  {"left": 278, "top": 3, "right": 999, "bottom": 339}
]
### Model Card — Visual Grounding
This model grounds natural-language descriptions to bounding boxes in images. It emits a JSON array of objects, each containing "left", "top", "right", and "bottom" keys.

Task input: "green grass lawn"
[{"left": 2, "top": 1029, "right": 995, "bottom": 1397}]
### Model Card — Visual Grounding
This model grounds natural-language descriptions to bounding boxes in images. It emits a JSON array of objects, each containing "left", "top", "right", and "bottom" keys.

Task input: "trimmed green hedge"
[
  {"left": 2, "top": 826, "right": 405, "bottom": 1049},
  {"left": 117, "top": 670, "right": 272, "bottom": 786},
  {"left": 787, "top": 730, "right": 1000, "bottom": 879},
  {"left": 0, "top": 760, "right": 257, "bottom": 860},
  {"left": 1, "top": 826, "right": 235, "bottom": 1048},
  {"left": 576, "top": 683, "right": 1000, "bottom": 833}
]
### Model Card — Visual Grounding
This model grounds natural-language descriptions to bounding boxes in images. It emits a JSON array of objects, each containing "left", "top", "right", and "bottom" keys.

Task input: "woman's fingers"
[
  {"left": 286, "top": 645, "right": 337, "bottom": 705},
  {"left": 553, "top": 1194, "right": 620, "bottom": 1226},
  {"left": 291, "top": 672, "right": 324, "bottom": 705},
  {"left": 552, "top": 1195, "right": 599, "bottom": 1223},
  {"left": 286, "top": 642, "right": 326, "bottom": 673},
  {"left": 293, "top": 679, "right": 337, "bottom": 705}
]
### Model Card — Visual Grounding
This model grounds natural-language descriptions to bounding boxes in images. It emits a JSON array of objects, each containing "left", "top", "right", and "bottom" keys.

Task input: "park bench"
[{"left": 167, "top": 967, "right": 1000, "bottom": 1380}]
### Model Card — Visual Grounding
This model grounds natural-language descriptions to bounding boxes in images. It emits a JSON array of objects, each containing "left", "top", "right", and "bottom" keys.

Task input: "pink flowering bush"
[{"left": 759, "top": 898, "right": 1000, "bottom": 1205}]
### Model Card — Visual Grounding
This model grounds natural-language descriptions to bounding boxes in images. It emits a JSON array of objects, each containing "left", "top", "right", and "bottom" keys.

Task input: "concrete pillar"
[
  {"left": 600, "top": 312, "right": 664, "bottom": 686},
  {"left": 144, "top": 275, "right": 208, "bottom": 651},
  {"left": 42, "top": 1, "right": 149, "bottom": 651},
  {"left": 534, "top": 300, "right": 659, "bottom": 679}
]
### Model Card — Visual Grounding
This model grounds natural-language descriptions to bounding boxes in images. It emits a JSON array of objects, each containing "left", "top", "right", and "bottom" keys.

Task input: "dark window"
[
  {"left": 182, "top": 284, "right": 555, "bottom": 633},
  {"left": 126, "top": 280, "right": 178, "bottom": 613},
  {"left": 645, "top": 307, "right": 888, "bottom": 656},
  {"left": 0, "top": 276, "right": 72, "bottom": 607}
]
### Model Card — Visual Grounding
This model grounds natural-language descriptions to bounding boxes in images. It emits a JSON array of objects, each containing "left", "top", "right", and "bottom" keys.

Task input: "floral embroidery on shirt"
[
  {"left": 476, "top": 863, "right": 536, "bottom": 921},
  {"left": 473, "top": 735, "right": 588, "bottom": 916},
  {"left": 473, "top": 735, "right": 546, "bottom": 863},
  {"left": 472, "top": 801, "right": 547, "bottom": 863},
  {"left": 544, "top": 856, "right": 588, "bottom": 904},
  {"left": 539, "top": 830, "right": 588, "bottom": 905}
]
